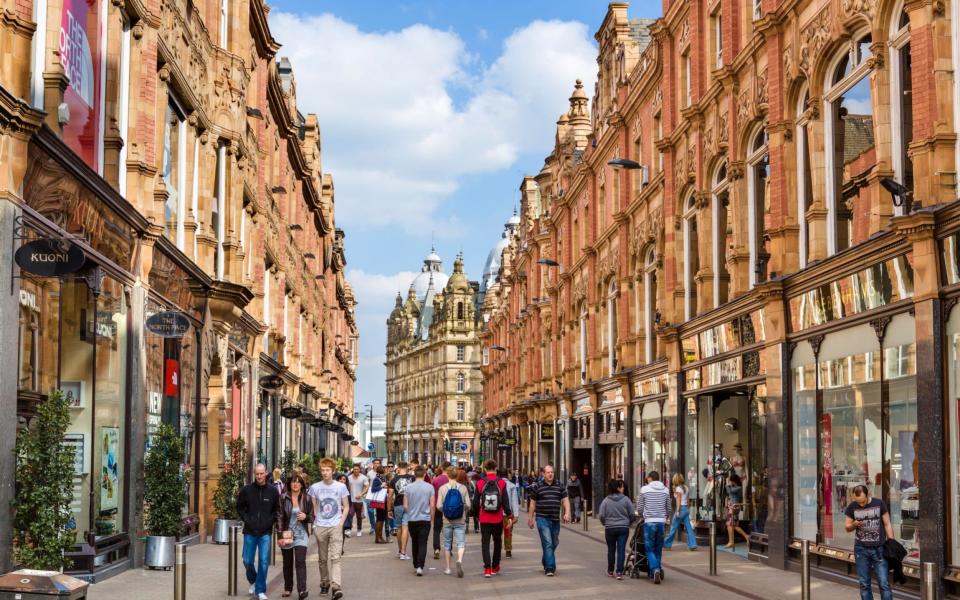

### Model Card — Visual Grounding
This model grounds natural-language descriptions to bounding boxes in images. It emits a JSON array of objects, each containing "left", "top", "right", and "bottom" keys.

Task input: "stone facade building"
[
  {"left": 0, "top": 0, "right": 356, "bottom": 579},
  {"left": 480, "top": 0, "right": 960, "bottom": 594},
  {"left": 385, "top": 251, "right": 481, "bottom": 465}
]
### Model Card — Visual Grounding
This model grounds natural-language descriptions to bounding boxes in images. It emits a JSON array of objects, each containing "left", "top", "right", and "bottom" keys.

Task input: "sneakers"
[
  {"left": 483, "top": 568, "right": 492, "bottom": 578},
  {"left": 415, "top": 567, "right": 423, "bottom": 577},
  {"left": 443, "top": 568, "right": 451, "bottom": 575},
  {"left": 689, "top": 546, "right": 698, "bottom": 551},
  {"left": 456, "top": 562, "right": 464, "bottom": 578},
  {"left": 369, "top": 528, "right": 375, "bottom": 535},
  {"left": 434, "top": 549, "right": 440, "bottom": 559},
  {"left": 399, "top": 553, "right": 410, "bottom": 560},
  {"left": 258, "top": 594, "right": 269, "bottom": 600},
  {"left": 492, "top": 565, "right": 501, "bottom": 575},
  {"left": 607, "top": 571, "right": 614, "bottom": 577},
  {"left": 344, "top": 531, "right": 352, "bottom": 538},
  {"left": 319, "top": 584, "right": 329, "bottom": 595},
  {"left": 505, "top": 550, "right": 512, "bottom": 558},
  {"left": 546, "top": 571, "right": 555, "bottom": 577},
  {"left": 356, "top": 531, "right": 362, "bottom": 537},
  {"left": 331, "top": 589, "right": 343, "bottom": 600},
  {"left": 615, "top": 572, "right": 623, "bottom": 580},
  {"left": 249, "top": 584, "right": 256, "bottom": 596},
  {"left": 653, "top": 569, "right": 663, "bottom": 584}
]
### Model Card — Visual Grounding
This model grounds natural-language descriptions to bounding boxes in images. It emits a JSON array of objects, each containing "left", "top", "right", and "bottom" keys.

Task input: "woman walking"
[
  {"left": 367, "top": 473, "right": 389, "bottom": 544},
  {"left": 277, "top": 473, "right": 314, "bottom": 599},
  {"left": 598, "top": 479, "right": 635, "bottom": 579},
  {"left": 437, "top": 466, "right": 472, "bottom": 577},
  {"left": 725, "top": 472, "right": 750, "bottom": 549},
  {"left": 664, "top": 473, "right": 698, "bottom": 551}
]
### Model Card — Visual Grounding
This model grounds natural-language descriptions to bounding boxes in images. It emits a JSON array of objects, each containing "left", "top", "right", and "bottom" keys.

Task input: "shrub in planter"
[
  {"left": 280, "top": 448, "right": 297, "bottom": 477},
  {"left": 211, "top": 437, "right": 247, "bottom": 543},
  {"left": 13, "top": 390, "right": 76, "bottom": 570},
  {"left": 144, "top": 423, "right": 185, "bottom": 536}
]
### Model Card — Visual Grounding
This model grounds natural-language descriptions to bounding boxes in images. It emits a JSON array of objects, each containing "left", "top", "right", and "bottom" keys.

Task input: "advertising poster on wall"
[
  {"left": 100, "top": 426, "right": 120, "bottom": 511},
  {"left": 59, "top": 0, "right": 103, "bottom": 171}
]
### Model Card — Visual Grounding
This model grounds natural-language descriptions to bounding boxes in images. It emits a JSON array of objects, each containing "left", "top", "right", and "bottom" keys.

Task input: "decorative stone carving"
[
  {"left": 652, "top": 86, "right": 663, "bottom": 110},
  {"left": 756, "top": 68, "right": 769, "bottom": 107},
  {"left": 841, "top": 0, "right": 875, "bottom": 20},
  {"left": 737, "top": 87, "right": 752, "bottom": 125},
  {"left": 799, "top": 7, "right": 831, "bottom": 76},
  {"left": 679, "top": 18, "right": 691, "bottom": 48},
  {"left": 783, "top": 44, "right": 796, "bottom": 84},
  {"left": 718, "top": 109, "right": 728, "bottom": 144}
]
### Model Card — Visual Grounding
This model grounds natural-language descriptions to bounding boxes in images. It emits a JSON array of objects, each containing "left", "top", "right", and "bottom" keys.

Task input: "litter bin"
[{"left": 0, "top": 570, "right": 88, "bottom": 600}]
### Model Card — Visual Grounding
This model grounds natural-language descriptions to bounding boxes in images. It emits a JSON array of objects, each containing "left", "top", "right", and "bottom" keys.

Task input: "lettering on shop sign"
[
  {"left": 14, "top": 239, "right": 86, "bottom": 276},
  {"left": 19, "top": 290, "right": 38, "bottom": 311},
  {"left": 145, "top": 311, "right": 190, "bottom": 338},
  {"left": 259, "top": 374, "right": 284, "bottom": 390}
]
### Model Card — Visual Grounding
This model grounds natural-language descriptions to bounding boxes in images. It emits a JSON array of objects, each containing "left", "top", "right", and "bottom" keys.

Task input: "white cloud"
[
  {"left": 268, "top": 12, "right": 596, "bottom": 234},
  {"left": 347, "top": 269, "right": 420, "bottom": 305}
]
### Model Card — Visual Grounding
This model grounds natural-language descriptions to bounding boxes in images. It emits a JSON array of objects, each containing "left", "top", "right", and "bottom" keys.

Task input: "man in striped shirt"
[
  {"left": 636, "top": 471, "right": 670, "bottom": 584},
  {"left": 526, "top": 464, "right": 570, "bottom": 576}
]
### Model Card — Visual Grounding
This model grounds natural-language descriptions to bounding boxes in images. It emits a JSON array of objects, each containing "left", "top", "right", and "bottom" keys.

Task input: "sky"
[{"left": 267, "top": 1, "right": 662, "bottom": 415}]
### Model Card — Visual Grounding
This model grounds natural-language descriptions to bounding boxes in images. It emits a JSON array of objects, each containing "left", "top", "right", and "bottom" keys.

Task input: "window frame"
[
  {"left": 711, "top": 162, "right": 730, "bottom": 307},
  {"left": 747, "top": 126, "right": 769, "bottom": 288},
  {"left": 683, "top": 192, "right": 699, "bottom": 319}
]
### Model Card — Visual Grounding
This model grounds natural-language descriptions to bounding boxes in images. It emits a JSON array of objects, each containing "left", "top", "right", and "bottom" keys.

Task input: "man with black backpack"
[
  {"left": 474, "top": 459, "right": 512, "bottom": 578},
  {"left": 437, "top": 465, "right": 472, "bottom": 577}
]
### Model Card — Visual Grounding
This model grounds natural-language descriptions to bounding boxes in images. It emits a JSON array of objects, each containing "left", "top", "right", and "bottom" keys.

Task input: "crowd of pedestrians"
[{"left": 235, "top": 454, "right": 723, "bottom": 598}]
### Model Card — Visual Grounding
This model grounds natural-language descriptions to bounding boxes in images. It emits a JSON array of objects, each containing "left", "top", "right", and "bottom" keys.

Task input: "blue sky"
[{"left": 267, "top": 1, "right": 661, "bottom": 414}]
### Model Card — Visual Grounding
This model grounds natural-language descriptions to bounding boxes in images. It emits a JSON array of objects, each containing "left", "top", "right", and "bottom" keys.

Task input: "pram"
[{"left": 624, "top": 523, "right": 649, "bottom": 579}]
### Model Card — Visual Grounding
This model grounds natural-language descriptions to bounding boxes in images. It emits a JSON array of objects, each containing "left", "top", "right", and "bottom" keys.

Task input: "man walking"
[
  {"left": 388, "top": 462, "right": 415, "bottom": 560},
  {"left": 527, "top": 464, "right": 570, "bottom": 576},
  {"left": 430, "top": 462, "right": 450, "bottom": 559},
  {"left": 403, "top": 465, "right": 436, "bottom": 576},
  {"left": 566, "top": 473, "right": 583, "bottom": 523},
  {"left": 498, "top": 468, "right": 520, "bottom": 558},
  {"left": 476, "top": 460, "right": 512, "bottom": 577},
  {"left": 237, "top": 464, "right": 280, "bottom": 600},
  {"left": 346, "top": 464, "right": 369, "bottom": 537},
  {"left": 308, "top": 458, "right": 351, "bottom": 599},
  {"left": 845, "top": 484, "right": 895, "bottom": 600},
  {"left": 637, "top": 471, "right": 671, "bottom": 584}
]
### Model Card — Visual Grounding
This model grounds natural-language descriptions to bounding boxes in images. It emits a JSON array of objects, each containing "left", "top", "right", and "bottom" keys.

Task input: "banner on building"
[{"left": 60, "top": 0, "right": 103, "bottom": 171}]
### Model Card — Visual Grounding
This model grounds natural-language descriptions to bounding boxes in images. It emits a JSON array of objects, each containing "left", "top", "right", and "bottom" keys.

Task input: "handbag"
[{"left": 368, "top": 489, "right": 386, "bottom": 510}]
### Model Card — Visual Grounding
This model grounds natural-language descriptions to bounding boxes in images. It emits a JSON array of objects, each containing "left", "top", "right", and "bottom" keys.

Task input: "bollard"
[
  {"left": 922, "top": 561, "right": 939, "bottom": 600},
  {"left": 708, "top": 521, "right": 717, "bottom": 576},
  {"left": 174, "top": 543, "right": 187, "bottom": 600},
  {"left": 271, "top": 529, "right": 277, "bottom": 566},
  {"left": 800, "top": 539, "right": 811, "bottom": 600},
  {"left": 228, "top": 525, "right": 240, "bottom": 596},
  {"left": 582, "top": 499, "right": 589, "bottom": 532}
]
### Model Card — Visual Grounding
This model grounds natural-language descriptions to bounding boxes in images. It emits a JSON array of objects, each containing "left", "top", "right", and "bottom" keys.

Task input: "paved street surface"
[{"left": 90, "top": 517, "right": 856, "bottom": 599}]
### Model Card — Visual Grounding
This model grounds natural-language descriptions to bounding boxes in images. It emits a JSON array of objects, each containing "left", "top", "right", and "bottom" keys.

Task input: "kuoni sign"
[{"left": 15, "top": 239, "right": 86, "bottom": 276}]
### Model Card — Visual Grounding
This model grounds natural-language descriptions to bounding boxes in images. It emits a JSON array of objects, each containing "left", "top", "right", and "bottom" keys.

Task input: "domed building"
[
  {"left": 385, "top": 250, "right": 482, "bottom": 464},
  {"left": 478, "top": 211, "right": 521, "bottom": 308}
]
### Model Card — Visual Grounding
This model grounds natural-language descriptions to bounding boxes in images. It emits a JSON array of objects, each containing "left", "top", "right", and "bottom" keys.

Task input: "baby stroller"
[{"left": 624, "top": 522, "right": 648, "bottom": 579}]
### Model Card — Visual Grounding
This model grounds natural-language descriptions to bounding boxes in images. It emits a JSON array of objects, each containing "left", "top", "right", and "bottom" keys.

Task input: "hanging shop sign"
[
  {"left": 259, "top": 374, "right": 284, "bottom": 390},
  {"left": 280, "top": 404, "right": 303, "bottom": 419},
  {"left": 15, "top": 239, "right": 86, "bottom": 276},
  {"left": 145, "top": 311, "right": 191, "bottom": 338},
  {"left": 540, "top": 424, "right": 555, "bottom": 440}
]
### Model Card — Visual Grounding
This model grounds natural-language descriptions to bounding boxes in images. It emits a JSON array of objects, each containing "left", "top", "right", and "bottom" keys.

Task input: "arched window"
[
  {"left": 683, "top": 193, "right": 699, "bottom": 319},
  {"left": 457, "top": 372, "right": 465, "bottom": 393},
  {"left": 825, "top": 31, "right": 875, "bottom": 254},
  {"left": 457, "top": 301, "right": 464, "bottom": 320},
  {"left": 796, "top": 86, "right": 813, "bottom": 267},
  {"left": 889, "top": 4, "right": 913, "bottom": 212},
  {"left": 579, "top": 303, "right": 588, "bottom": 384},
  {"left": 711, "top": 163, "right": 730, "bottom": 306},
  {"left": 644, "top": 248, "right": 658, "bottom": 363},
  {"left": 747, "top": 127, "right": 770, "bottom": 287},
  {"left": 607, "top": 280, "right": 618, "bottom": 375}
]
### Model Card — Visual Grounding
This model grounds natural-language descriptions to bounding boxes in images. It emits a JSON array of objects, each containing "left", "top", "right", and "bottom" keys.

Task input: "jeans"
[
  {"left": 535, "top": 516, "right": 561, "bottom": 573},
  {"left": 855, "top": 545, "right": 893, "bottom": 600},
  {"left": 570, "top": 496, "right": 582, "bottom": 521},
  {"left": 408, "top": 521, "right": 431, "bottom": 568},
  {"left": 664, "top": 506, "right": 698, "bottom": 549},
  {"left": 442, "top": 522, "right": 466, "bottom": 551},
  {"left": 281, "top": 545, "right": 307, "bottom": 594},
  {"left": 605, "top": 527, "right": 630, "bottom": 574},
  {"left": 365, "top": 500, "right": 376, "bottom": 531},
  {"left": 393, "top": 505, "right": 410, "bottom": 526},
  {"left": 351, "top": 501, "right": 365, "bottom": 530},
  {"left": 242, "top": 533, "right": 271, "bottom": 595},
  {"left": 643, "top": 522, "right": 666, "bottom": 577},
  {"left": 480, "top": 522, "right": 503, "bottom": 568}
]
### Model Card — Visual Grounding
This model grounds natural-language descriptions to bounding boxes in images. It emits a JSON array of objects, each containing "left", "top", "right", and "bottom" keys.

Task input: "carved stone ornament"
[
  {"left": 718, "top": 109, "right": 728, "bottom": 143},
  {"left": 737, "top": 88, "right": 752, "bottom": 126},
  {"left": 652, "top": 86, "right": 663, "bottom": 110},
  {"left": 756, "top": 68, "right": 769, "bottom": 107},
  {"left": 679, "top": 18, "right": 691, "bottom": 48},
  {"left": 841, "top": 0, "right": 875, "bottom": 20},
  {"left": 783, "top": 44, "right": 796, "bottom": 84},
  {"left": 799, "top": 7, "right": 832, "bottom": 76}
]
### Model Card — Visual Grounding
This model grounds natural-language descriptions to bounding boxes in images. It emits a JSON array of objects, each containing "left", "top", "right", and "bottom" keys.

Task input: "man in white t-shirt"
[
  {"left": 346, "top": 464, "right": 370, "bottom": 537},
  {"left": 309, "top": 457, "right": 351, "bottom": 599}
]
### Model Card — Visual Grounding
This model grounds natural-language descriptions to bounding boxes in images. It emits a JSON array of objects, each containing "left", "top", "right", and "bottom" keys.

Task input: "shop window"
[
  {"left": 635, "top": 401, "right": 663, "bottom": 498},
  {"left": 825, "top": 33, "right": 875, "bottom": 254},
  {"left": 947, "top": 306, "right": 960, "bottom": 563},
  {"left": 683, "top": 193, "right": 699, "bottom": 319},
  {"left": 162, "top": 98, "right": 187, "bottom": 248},
  {"left": 747, "top": 127, "right": 770, "bottom": 287},
  {"left": 712, "top": 163, "right": 731, "bottom": 306}
]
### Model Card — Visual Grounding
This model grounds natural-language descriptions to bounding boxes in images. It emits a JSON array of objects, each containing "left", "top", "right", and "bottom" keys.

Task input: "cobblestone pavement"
[{"left": 89, "top": 517, "right": 860, "bottom": 599}]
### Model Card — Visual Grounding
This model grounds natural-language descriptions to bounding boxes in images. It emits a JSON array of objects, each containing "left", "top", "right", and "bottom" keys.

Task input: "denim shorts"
[
  {"left": 442, "top": 523, "right": 466, "bottom": 551},
  {"left": 393, "top": 505, "right": 410, "bottom": 526}
]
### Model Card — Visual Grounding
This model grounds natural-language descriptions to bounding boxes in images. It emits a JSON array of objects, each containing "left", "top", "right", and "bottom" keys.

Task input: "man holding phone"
[{"left": 844, "top": 485, "right": 895, "bottom": 600}]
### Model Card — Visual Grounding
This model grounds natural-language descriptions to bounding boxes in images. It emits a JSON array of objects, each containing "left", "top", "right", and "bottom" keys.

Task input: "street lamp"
[
  {"left": 490, "top": 345, "right": 507, "bottom": 352},
  {"left": 881, "top": 177, "right": 915, "bottom": 214},
  {"left": 363, "top": 403, "right": 373, "bottom": 455},
  {"left": 537, "top": 258, "right": 560, "bottom": 268},
  {"left": 607, "top": 157, "right": 643, "bottom": 170}
]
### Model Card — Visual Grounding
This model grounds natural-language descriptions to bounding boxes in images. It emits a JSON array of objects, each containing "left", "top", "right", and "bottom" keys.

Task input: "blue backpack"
[{"left": 442, "top": 485, "right": 465, "bottom": 520}]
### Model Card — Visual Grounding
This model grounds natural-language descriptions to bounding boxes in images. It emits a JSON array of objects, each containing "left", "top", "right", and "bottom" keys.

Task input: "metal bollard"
[
  {"left": 800, "top": 539, "right": 811, "bottom": 600},
  {"left": 174, "top": 543, "right": 187, "bottom": 600},
  {"left": 271, "top": 530, "right": 277, "bottom": 566},
  {"left": 922, "top": 561, "right": 939, "bottom": 600},
  {"left": 582, "top": 499, "right": 589, "bottom": 531},
  {"left": 228, "top": 525, "right": 241, "bottom": 596},
  {"left": 708, "top": 521, "right": 717, "bottom": 576}
]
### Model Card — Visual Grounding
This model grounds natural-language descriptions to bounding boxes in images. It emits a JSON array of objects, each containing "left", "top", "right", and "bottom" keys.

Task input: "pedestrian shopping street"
[{"left": 89, "top": 515, "right": 855, "bottom": 600}]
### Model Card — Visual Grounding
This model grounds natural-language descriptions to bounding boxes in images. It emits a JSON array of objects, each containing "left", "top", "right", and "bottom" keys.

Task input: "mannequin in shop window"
[{"left": 729, "top": 442, "right": 745, "bottom": 477}]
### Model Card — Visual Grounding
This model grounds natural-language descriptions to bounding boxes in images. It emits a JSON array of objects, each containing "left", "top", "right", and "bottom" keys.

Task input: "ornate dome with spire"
[
  {"left": 410, "top": 247, "right": 449, "bottom": 302},
  {"left": 480, "top": 211, "right": 520, "bottom": 295}
]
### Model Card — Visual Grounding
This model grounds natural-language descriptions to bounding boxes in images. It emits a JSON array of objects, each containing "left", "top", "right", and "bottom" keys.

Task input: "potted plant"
[
  {"left": 211, "top": 437, "right": 247, "bottom": 544},
  {"left": 12, "top": 390, "right": 76, "bottom": 570},
  {"left": 143, "top": 423, "right": 185, "bottom": 569}
]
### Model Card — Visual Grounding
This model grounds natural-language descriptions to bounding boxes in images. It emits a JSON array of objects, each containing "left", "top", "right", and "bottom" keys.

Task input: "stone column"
[{"left": 0, "top": 199, "right": 20, "bottom": 573}]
